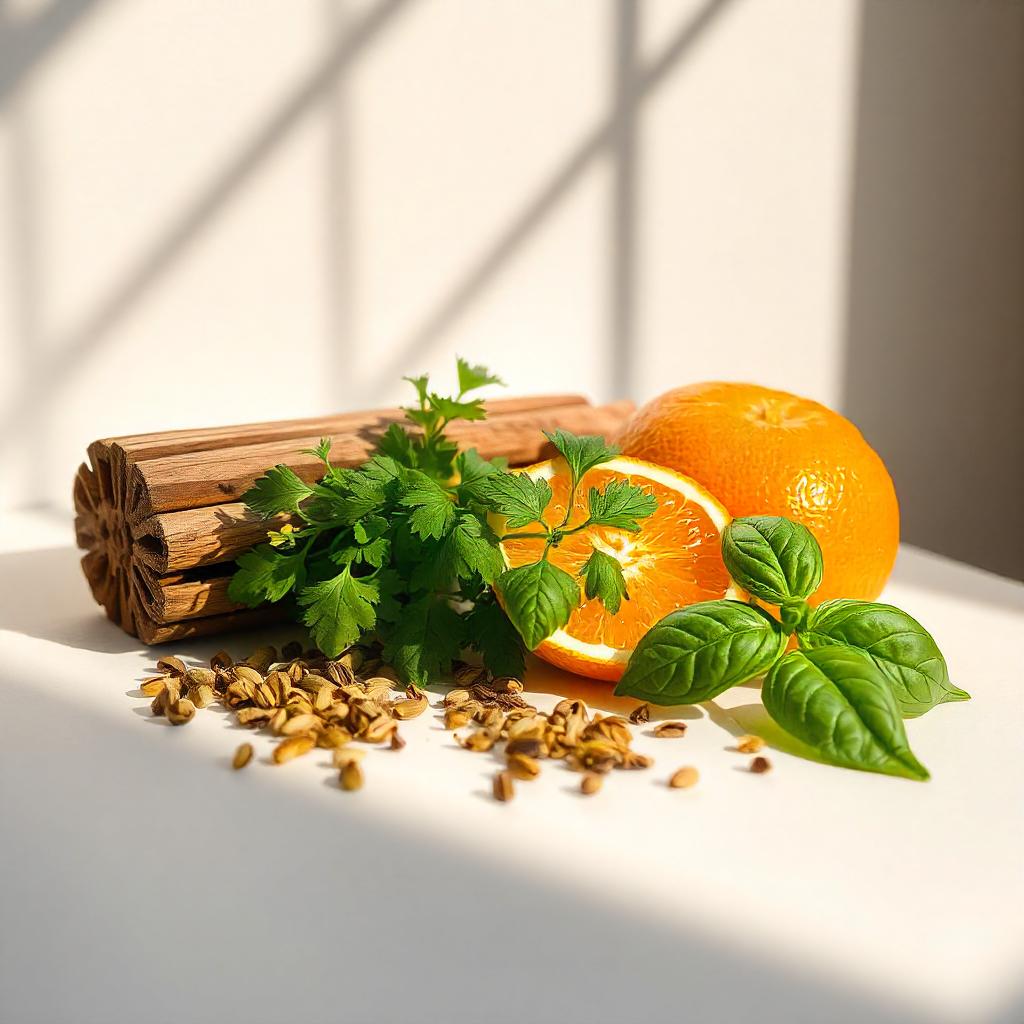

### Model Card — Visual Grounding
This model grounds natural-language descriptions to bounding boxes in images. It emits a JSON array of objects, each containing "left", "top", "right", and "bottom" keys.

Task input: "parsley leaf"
[
  {"left": 375, "top": 423, "right": 419, "bottom": 468},
  {"left": 497, "top": 560, "right": 580, "bottom": 649},
  {"left": 457, "top": 357, "right": 504, "bottom": 394},
  {"left": 454, "top": 447, "right": 502, "bottom": 503},
  {"left": 399, "top": 470, "right": 456, "bottom": 540},
  {"left": 544, "top": 430, "right": 619, "bottom": 489},
  {"left": 380, "top": 595, "right": 466, "bottom": 684},
  {"left": 228, "top": 544, "right": 307, "bottom": 605},
  {"left": 579, "top": 547, "right": 629, "bottom": 614},
  {"left": 479, "top": 472, "right": 553, "bottom": 529},
  {"left": 297, "top": 567, "right": 380, "bottom": 656},
  {"left": 300, "top": 437, "right": 333, "bottom": 469},
  {"left": 411, "top": 512, "right": 504, "bottom": 590},
  {"left": 587, "top": 479, "right": 657, "bottom": 532},
  {"left": 242, "top": 465, "right": 314, "bottom": 518}
]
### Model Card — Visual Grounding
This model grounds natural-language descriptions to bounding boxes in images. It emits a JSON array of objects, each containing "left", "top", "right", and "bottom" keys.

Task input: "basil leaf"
[
  {"left": 799, "top": 599, "right": 969, "bottom": 717},
  {"left": 721, "top": 516, "right": 823, "bottom": 603},
  {"left": 614, "top": 600, "right": 786, "bottom": 705},
  {"left": 497, "top": 560, "right": 580, "bottom": 649},
  {"left": 762, "top": 648, "right": 929, "bottom": 780}
]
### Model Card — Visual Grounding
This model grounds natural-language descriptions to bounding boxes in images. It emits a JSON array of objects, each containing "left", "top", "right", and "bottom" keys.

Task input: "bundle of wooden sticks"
[{"left": 73, "top": 395, "right": 634, "bottom": 644}]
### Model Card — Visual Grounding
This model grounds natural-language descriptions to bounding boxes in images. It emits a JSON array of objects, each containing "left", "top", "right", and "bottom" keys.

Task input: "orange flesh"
[{"left": 501, "top": 468, "right": 731, "bottom": 651}]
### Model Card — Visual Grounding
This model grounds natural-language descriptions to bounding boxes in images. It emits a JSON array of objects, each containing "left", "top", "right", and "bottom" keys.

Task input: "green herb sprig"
[
  {"left": 229, "top": 359, "right": 657, "bottom": 685},
  {"left": 615, "top": 515, "right": 968, "bottom": 781}
]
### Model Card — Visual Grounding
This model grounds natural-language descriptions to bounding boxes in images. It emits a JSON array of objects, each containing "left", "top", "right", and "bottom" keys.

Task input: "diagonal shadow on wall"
[
  {"left": 0, "top": 0, "right": 415, "bottom": 446},
  {"left": 357, "top": 0, "right": 738, "bottom": 404}
]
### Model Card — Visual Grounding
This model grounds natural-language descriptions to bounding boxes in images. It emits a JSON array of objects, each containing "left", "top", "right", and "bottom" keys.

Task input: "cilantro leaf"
[
  {"left": 479, "top": 472, "right": 553, "bottom": 529},
  {"left": 380, "top": 595, "right": 466, "bottom": 684},
  {"left": 586, "top": 479, "right": 657, "bottom": 532},
  {"left": 497, "top": 560, "right": 580, "bottom": 649},
  {"left": 242, "top": 465, "right": 313, "bottom": 518},
  {"left": 465, "top": 600, "right": 526, "bottom": 677},
  {"left": 228, "top": 544, "right": 307, "bottom": 605},
  {"left": 411, "top": 513, "right": 504, "bottom": 590},
  {"left": 579, "top": 547, "right": 629, "bottom": 615},
  {"left": 428, "top": 394, "right": 487, "bottom": 423},
  {"left": 375, "top": 423, "right": 419, "bottom": 468},
  {"left": 456, "top": 357, "right": 504, "bottom": 395},
  {"left": 403, "top": 374, "right": 430, "bottom": 406},
  {"left": 544, "top": 430, "right": 619, "bottom": 489},
  {"left": 399, "top": 470, "right": 456, "bottom": 540},
  {"left": 332, "top": 516, "right": 391, "bottom": 568},
  {"left": 300, "top": 437, "right": 333, "bottom": 469},
  {"left": 297, "top": 567, "right": 380, "bottom": 657},
  {"left": 454, "top": 448, "right": 502, "bottom": 502}
]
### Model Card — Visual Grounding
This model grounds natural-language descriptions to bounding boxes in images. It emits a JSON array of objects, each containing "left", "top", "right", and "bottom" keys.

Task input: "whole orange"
[{"left": 616, "top": 382, "right": 899, "bottom": 604}]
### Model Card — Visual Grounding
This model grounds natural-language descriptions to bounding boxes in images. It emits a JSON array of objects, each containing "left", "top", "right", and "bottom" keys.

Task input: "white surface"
[{"left": 1, "top": 510, "right": 1022, "bottom": 1024}]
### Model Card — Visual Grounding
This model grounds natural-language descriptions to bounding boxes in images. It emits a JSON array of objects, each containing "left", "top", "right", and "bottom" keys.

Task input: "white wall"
[
  {"left": 1, "top": 0, "right": 1020, "bottom": 578},
  {"left": 0, "top": 0, "right": 860, "bottom": 512}
]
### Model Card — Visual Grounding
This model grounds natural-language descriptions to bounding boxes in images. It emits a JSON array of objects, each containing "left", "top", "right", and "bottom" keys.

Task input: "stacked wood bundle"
[{"left": 73, "top": 395, "right": 634, "bottom": 644}]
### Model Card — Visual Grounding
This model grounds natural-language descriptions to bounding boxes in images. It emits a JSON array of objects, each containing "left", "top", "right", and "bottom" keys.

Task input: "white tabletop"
[{"left": 1, "top": 510, "right": 1022, "bottom": 1024}]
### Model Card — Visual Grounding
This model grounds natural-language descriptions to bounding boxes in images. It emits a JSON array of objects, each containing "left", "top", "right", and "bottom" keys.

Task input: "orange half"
[{"left": 496, "top": 456, "right": 739, "bottom": 682}]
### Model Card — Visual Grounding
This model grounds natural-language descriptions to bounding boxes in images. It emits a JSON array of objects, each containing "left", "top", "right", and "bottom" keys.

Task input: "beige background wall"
[{"left": 1, "top": 0, "right": 1021, "bottom": 577}]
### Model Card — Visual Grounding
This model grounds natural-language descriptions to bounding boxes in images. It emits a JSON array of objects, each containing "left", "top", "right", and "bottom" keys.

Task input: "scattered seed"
[
  {"left": 459, "top": 730, "right": 499, "bottom": 753},
  {"left": 444, "top": 708, "right": 472, "bottom": 730},
  {"left": 339, "top": 761, "right": 364, "bottom": 791},
  {"left": 166, "top": 697, "right": 196, "bottom": 726},
  {"left": 140, "top": 676, "right": 167, "bottom": 698},
  {"left": 750, "top": 756, "right": 772, "bottom": 774},
  {"left": 187, "top": 683, "right": 215, "bottom": 709},
  {"left": 210, "top": 650, "right": 233, "bottom": 671},
  {"left": 232, "top": 743, "right": 253, "bottom": 770},
  {"left": 669, "top": 766, "right": 699, "bottom": 789},
  {"left": 156, "top": 656, "right": 187, "bottom": 678},
  {"left": 653, "top": 722, "right": 688, "bottom": 739},
  {"left": 243, "top": 646, "right": 277, "bottom": 674},
  {"left": 392, "top": 696, "right": 428, "bottom": 720},
  {"left": 629, "top": 703, "right": 651, "bottom": 725},
  {"left": 493, "top": 771, "right": 515, "bottom": 803},
  {"left": 580, "top": 772, "right": 603, "bottom": 795},
  {"left": 272, "top": 735, "right": 315, "bottom": 764},
  {"left": 231, "top": 665, "right": 264, "bottom": 688},
  {"left": 507, "top": 752, "right": 541, "bottom": 780},
  {"left": 390, "top": 731, "right": 406, "bottom": 751},
  {"left": 280, "top": 713, "right": 320, "bottom": 737},
  {"left": 736, "top": 735, "right": 765, "bottom": 754}
]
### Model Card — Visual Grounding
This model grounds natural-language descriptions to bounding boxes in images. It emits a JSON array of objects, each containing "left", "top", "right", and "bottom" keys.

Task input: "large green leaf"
[
  {"left": 721, "top": 516, "right": 823, "bottom": 604},
  {"left": 614, "top": 600, "right": 786, "bottom": 705},
  {"left": 799, "top": 599, "right": 968, "bottom": 717},
  {"left": 762, "top": 648, "right": 930, "bottom": 780},
  {"left": 496, "top": 560, "right": 580, "bottom": 649}
]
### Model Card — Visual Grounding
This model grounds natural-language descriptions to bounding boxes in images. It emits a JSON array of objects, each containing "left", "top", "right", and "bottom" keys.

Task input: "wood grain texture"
[{"left": 73, "top": 396, "right": 636, "bottom": 642}]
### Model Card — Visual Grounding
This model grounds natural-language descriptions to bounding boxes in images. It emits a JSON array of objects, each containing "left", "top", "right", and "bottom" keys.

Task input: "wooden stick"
[
  {"left": 130, "top": 400, "right": 634, "bottom": 573},
  {"left": 74, "top": 396, "right": 636, "bottom": 641},
  {"left": 126, "top": 400, "right": 634, "bottom": 521}
]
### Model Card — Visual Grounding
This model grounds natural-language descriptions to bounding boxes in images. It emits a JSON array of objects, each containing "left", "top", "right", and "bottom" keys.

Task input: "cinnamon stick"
[{"left": 74, "top": 396, "right": 635, "bottom": 643}]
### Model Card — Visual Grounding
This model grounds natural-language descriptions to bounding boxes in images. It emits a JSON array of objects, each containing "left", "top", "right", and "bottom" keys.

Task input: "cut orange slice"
[{"left": 496, "top": 456, "right": 740, "bottom": 682}]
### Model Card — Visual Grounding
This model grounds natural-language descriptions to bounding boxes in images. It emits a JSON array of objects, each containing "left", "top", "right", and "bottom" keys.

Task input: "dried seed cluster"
[
  {"left": 143, "top": 641, "right": 426, "bottom": 790},
  {"left": 444, "top": 684, "right": 663, "bottom": 800},
  {"left": 137, "top": 644, "right": 775, "bottom": 802}
]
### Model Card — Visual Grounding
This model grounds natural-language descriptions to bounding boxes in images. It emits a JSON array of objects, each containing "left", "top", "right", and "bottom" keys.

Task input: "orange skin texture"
[{"left": 616, "top": 382, "right": 900, "bottom": 605}]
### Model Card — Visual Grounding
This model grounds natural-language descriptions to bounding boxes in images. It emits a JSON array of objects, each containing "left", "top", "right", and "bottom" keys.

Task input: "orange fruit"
[
  {"left": 616, "top": 383, "right": 899, "bottom": 604},
  {"left": 496, "top": 456, "right": 739, "bottom": 681}
]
